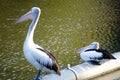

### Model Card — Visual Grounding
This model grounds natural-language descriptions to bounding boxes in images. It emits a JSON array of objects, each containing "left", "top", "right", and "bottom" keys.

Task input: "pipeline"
[{"left": 42, "top": 52, "right": 120, "bottom": 80}]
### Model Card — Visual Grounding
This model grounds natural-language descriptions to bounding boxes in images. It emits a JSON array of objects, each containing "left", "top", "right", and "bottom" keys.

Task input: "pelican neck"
[{"left": 25, "top": 13, "right": 40, "bottom": 44}]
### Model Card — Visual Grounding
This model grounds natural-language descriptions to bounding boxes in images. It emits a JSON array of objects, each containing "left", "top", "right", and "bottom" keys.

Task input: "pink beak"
[{"left": 14, "top": 10, "right": 33, "bottom": 24}]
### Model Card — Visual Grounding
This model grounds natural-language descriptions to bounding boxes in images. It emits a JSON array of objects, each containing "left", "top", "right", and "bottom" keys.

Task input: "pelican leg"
[{"left": 32, "top": 70, "right": 42, "bottom": 80}]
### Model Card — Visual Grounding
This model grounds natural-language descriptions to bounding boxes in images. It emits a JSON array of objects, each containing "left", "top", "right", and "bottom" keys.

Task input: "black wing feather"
[
  {"left": 36, "top": 48, "right": 61, "bottom": 75},
  {"left": 85, "top": 49, "right": 116, "bottom": 59}
]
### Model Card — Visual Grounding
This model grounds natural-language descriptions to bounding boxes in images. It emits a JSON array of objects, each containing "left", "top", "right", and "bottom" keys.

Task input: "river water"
[{"left": 0, "top": 0, "right": 120, "bottom": 80}]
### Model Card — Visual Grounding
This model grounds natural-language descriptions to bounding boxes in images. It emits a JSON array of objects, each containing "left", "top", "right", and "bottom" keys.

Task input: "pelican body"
[
  {"left": 77, "top": 42, "right": 116, "bottom": 65},
  {"left": 15, "top": 7, "right": 60, "bottom": 80}
]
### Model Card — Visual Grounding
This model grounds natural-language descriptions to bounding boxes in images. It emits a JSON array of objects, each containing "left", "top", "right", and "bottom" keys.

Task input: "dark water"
[{"left": 0, "top": 0, "right": 120, "bottom": 80}]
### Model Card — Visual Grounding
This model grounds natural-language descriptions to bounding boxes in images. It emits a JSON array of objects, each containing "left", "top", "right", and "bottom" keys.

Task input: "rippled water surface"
[{"left": 0, "top": 0, "right": 120, "bottom": 80}]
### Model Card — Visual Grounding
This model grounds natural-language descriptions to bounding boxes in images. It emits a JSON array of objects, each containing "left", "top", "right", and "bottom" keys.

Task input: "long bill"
[{"left": 14, "top": 11, "right": 33, "bottom": 24}]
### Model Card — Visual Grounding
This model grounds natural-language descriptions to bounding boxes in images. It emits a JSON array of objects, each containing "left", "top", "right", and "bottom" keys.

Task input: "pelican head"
[
  {"left": 15, "top": 7, "right": 41, "bottom": 24},
  {"left": 77, "top": 42, "right": 99, "bottom": 54},
  {"left": 90, "top": 42, "right": 99, "bottom": 49}
]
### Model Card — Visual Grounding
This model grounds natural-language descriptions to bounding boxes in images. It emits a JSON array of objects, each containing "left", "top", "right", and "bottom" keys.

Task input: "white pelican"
[
  {"left": 77, "top": 42, "right": 116, "bottom": 65},
  {"left": 15, "top": 7, "right": 61, "bottom": 80}
]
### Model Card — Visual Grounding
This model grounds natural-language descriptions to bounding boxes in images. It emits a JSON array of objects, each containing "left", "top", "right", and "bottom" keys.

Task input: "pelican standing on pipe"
[
  {"left": 15, "top": 7, "right": 61, "bottom": 80},
  {"left": 77, "top": 42, "right": 116, "bottom": 65}
]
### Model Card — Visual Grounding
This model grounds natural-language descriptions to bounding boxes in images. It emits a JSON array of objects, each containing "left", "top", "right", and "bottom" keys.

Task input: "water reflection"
[{"left": 0, "top": 0, "right": 120, "bottom": 80}]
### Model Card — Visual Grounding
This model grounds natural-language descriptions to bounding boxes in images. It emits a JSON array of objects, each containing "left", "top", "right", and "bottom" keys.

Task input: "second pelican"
[{"left": 77, "top": 42, "right": 116, "bottom": 65}]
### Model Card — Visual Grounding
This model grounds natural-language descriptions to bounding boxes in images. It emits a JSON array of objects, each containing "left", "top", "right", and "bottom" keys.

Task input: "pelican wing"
[
  {"left": 85, "top": 49, "right": 116, "bottom": 59},
  {"left": 37, "top": 48, "right": 60, "bottom": 75},
  {"left": 31, "top": 47, "right": 60, "bottom": 75},
  {"left": 81, "top": 50, "right": 103, "bottom": 61},
  {"left": 94, "top": 49, "right": 116, "bottom": 59}
]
